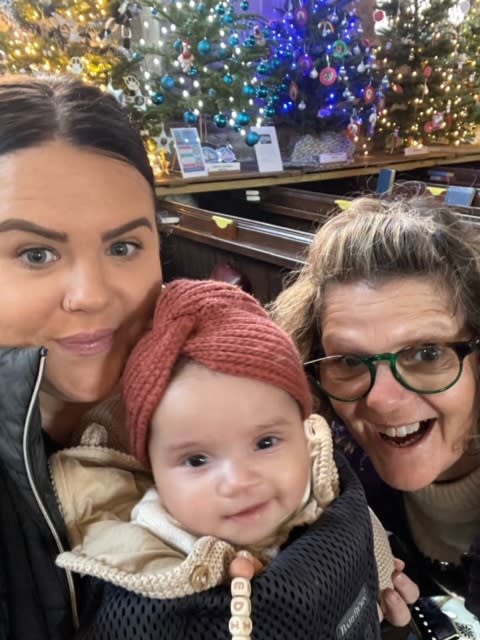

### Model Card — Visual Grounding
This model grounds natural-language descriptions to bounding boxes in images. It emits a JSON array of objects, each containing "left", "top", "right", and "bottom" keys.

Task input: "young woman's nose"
[
  {"left": 62, "top": 261, "right": 112, "bottom": 313},
  {"left": 364, "top": 362, "right": 414, "bottom": 411},
  {"left": 217, "top": 458, "right": 261, "bottom": 497}
]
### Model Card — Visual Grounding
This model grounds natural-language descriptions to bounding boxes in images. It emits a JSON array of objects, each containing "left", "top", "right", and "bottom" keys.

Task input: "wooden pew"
[
  {"left": 193, "top": 186, "right": 345, "bottom": 233},
  {"left": 258, "top": 183, "right": 480, "bottom": 222},
  {"left": 157, "top": 185, "right": 480, "bottom": 304},
  {"left": 393, "top": 180, "right": 480, "bottom": 216},
  {"left": 157, "top": 199, "right": 313, "bottom": 304},
  {"left": 427, "top": 166, "right": 480, "bottom": 189}
]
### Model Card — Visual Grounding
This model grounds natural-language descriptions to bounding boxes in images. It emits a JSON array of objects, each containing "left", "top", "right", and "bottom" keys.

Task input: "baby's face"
[{"left": 149, "top": 363, "right": 310, "bottom": 547}]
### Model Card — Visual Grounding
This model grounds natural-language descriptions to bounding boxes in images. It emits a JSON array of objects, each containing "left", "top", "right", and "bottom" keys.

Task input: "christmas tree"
[
  {"left": 373, "top": 0, "right": 475, "bottom": 151},
  {"left": 111, "top": 0, "right": 276, "bottom": 140},
  {"left": 266, "top": 0, "right": 378, "bottom": 146},
  {"left": 0, "top": 0, "right": 133, "bottom": 86},
  {"left": 455, "top": 0, "right": 480, "bottom": 128}
]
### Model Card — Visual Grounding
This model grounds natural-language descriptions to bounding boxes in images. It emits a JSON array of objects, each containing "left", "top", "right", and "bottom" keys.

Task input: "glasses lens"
[
  {"left": 396, "top": 344, "right": 462, "bottom": 392},
  {"left": 315, "top": 355, "right": 372, "bottom": 401}
]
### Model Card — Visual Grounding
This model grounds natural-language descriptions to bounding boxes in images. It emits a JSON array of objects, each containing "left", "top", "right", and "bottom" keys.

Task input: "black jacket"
[
  {"left": 0, "top": 347, "right": 78, "bottom": 640},
  {"left": 78, "top": 452, "right": 381, "bottom": 640}
]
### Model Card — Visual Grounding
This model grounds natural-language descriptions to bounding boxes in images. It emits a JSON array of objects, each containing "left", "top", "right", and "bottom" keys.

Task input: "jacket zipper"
[{"left": 22, "top": 348, "right": 80, "bottom": 630}]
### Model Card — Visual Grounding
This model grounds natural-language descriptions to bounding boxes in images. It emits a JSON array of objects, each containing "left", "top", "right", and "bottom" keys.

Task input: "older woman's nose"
[{"left": 364, "top": 362, "right": 414, "bottom": 410}]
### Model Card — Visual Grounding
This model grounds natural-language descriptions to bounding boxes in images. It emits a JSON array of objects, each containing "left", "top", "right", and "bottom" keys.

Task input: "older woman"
[
  {"left": 0, "top": 75, "right": 163, "bottom": 640},
  {"left": 272, "top": 195, "right": 480, "bottom": 620}
]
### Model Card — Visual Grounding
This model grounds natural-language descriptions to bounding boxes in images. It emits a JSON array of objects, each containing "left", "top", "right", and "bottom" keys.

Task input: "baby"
[{"left": 52, "top": 279, "right": 394, "bottom": 640}]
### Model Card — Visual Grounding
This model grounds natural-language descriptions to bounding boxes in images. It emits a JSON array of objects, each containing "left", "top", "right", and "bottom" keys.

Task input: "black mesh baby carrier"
[{"left": 78, "top": 453, "right": 380, "bottom": 640}]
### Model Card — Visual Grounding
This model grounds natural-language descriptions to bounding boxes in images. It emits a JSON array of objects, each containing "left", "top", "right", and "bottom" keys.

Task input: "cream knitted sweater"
[{"left": 405, "top": 464, "right": 480, "bottom": 564}]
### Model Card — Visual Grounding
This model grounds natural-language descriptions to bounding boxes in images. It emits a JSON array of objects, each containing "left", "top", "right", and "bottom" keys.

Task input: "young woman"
[{"left": 0, "top": 75, "right": 163, "bottom": 640}]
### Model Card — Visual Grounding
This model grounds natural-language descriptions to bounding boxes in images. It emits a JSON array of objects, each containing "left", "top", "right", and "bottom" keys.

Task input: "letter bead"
[
  {"left": 231, "top": 577, "right": 251, "bottom": 597},
  {"left": 230, "top": 596, "right": 251, "bottom": 616},
  {"left": 229, "top": 615, "right": 253, "bottom": 636}
]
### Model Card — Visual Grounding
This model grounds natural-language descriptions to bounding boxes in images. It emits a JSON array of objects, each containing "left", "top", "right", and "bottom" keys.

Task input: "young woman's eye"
[
  {"left": 256, "top": 436, "right": 279, "bottom": 450},
  {"left": 108, "top": 241, "right": 142, "bottom": 258},
  {"left": 18, "top": 247, "right": 58, "bottom": 267},
  {"left": 185, "top": 454, "right": 209, "bottom": 468}
]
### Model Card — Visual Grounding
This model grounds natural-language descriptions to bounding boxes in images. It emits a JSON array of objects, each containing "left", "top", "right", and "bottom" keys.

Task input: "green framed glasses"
[{"left": 304, "top": 339, "right": 480, "bottom": 402}]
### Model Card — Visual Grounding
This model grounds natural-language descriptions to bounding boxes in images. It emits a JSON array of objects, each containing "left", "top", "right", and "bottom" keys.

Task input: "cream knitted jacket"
[{"left": 51, "top": 414, "right": 394, "bottom": 599}]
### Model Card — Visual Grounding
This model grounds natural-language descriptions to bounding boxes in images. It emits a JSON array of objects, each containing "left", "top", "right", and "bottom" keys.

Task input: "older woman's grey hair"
[{"left": 271, "top": 195, "right": 480, "bottom": 363}]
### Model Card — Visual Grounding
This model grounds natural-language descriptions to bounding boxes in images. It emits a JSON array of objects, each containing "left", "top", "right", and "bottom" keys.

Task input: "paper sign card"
[
  {"left": 171, "top": 127, "right": 208, "bottom": 178},
  {"left": 251, "top": 126, "right": 283, "bottom": 173}
]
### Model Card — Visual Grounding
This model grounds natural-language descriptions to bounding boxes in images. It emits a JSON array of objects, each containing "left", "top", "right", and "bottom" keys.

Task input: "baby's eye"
[
  {"left": 108, "top": 241, "right": 142, "bottom": 258},
  {"left": 185, "top": 454, "right": 209, "bottom": 468},
  {"left": 19, "top": 247, "right": 58, "bottom": 267},
  {"left": 256, "top": 436, "right": 279, "bottom": 450}
]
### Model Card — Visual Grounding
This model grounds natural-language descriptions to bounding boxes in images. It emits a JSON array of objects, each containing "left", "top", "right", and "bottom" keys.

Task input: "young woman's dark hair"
[{"left": 0, "top": 74, "right": 154, "bottom": 190}]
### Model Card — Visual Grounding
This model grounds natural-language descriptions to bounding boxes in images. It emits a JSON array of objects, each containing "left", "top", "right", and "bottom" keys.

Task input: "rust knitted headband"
[{"left": 123, "top": 278, "right": 313, "bottom": 466}]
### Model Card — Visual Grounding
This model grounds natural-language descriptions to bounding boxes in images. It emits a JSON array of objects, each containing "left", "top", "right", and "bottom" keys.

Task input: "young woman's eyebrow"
[
  {"left": 0, "top": 216, "right": 154, "bottom": 243},
  {"left": 0, "top": 218, "right": 67, "bottom": 241},
  {"left": 101, "top": 217, "right": 154, "bottom": 241}
]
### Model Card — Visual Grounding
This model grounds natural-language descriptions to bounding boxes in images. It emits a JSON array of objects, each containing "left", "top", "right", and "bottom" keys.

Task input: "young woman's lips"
[{"left": 55, "top": 330, "right": 115, "bottom": 356}]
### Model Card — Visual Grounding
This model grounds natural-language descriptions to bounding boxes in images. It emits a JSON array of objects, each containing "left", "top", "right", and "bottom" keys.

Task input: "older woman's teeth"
[
  {"left": 378, "top": 420, "right": 432, "bottom": 447},
  {"left": 382, "top": 423, "right": 421, "bottom": 438}
]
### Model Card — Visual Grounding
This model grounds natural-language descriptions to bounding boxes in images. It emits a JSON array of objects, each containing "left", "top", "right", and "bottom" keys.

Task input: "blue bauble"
[
  {"left": 197, "top": 38, "right": 212, "bottom": 55},
  {"left": 240, "top": 0, "right": 249, "bottom": 9},
  {"left": 151, "top": 7, "right": 160, "bottom": 15},
  {"left": 244, "top": 35, "right": 256, "bottom": 48},
  {"left": 197, "top": 1, "right": 206, "bottom": 12},
  {"left": 245, "top": 130, "right": 260, "bottom": 146},
  {"left": 223, "top": 73, "right": 234, "bottom": 85},
  {"left": 257, "top": 62, "right": 269, "bottom": 74},
  {"left": 151, "top": 91, "right": 165, "bottom": 105},
  {"left": 173, "top": 39, "right": 183, "bottom": 53},
  {"left": 160, "top": 75, "right": 176, "bottom": 90},
  {"left": 264, "top": 105, "right": 276, "bottom": 118},
  {"left": 213, "top": 113, "right": 228, "bottom": 127},
  {"left": 228, "top": 33, "right": 239, "bottom": 46},
  {"left": 236, "top": 111, "right": 251, "bottom": 126},
  {"left": 132, "top": 52, "right": 144, "bottom": 62},
  {"left": 183, "top": 110, "right": 198, "bottom": 124},
  {"left": 222, "top": 12, "right": 234, "bottom": 23},
  {"left": 272, "top": 57, "right": 282, "bottom": 69},
  {"left": 256, "top": 84, "right": 268, "bottom": 98},
  {"left": 208, "top": 88, "right": 217, "bottom": 97},
  {"left": 218, "top": 43, "right": 230, "bottom": 58},
  {"left": 215, "top": 2, "right": 225, "bottom": 14},
  {"left": 263, "top": 26, "right": 271, "bottom": 37},
  {"left": 242, "top": 84, "right": 255, "bottom": 96},
  {"left": 187, "top": 66, "right": 199, "bottom": 76}
]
